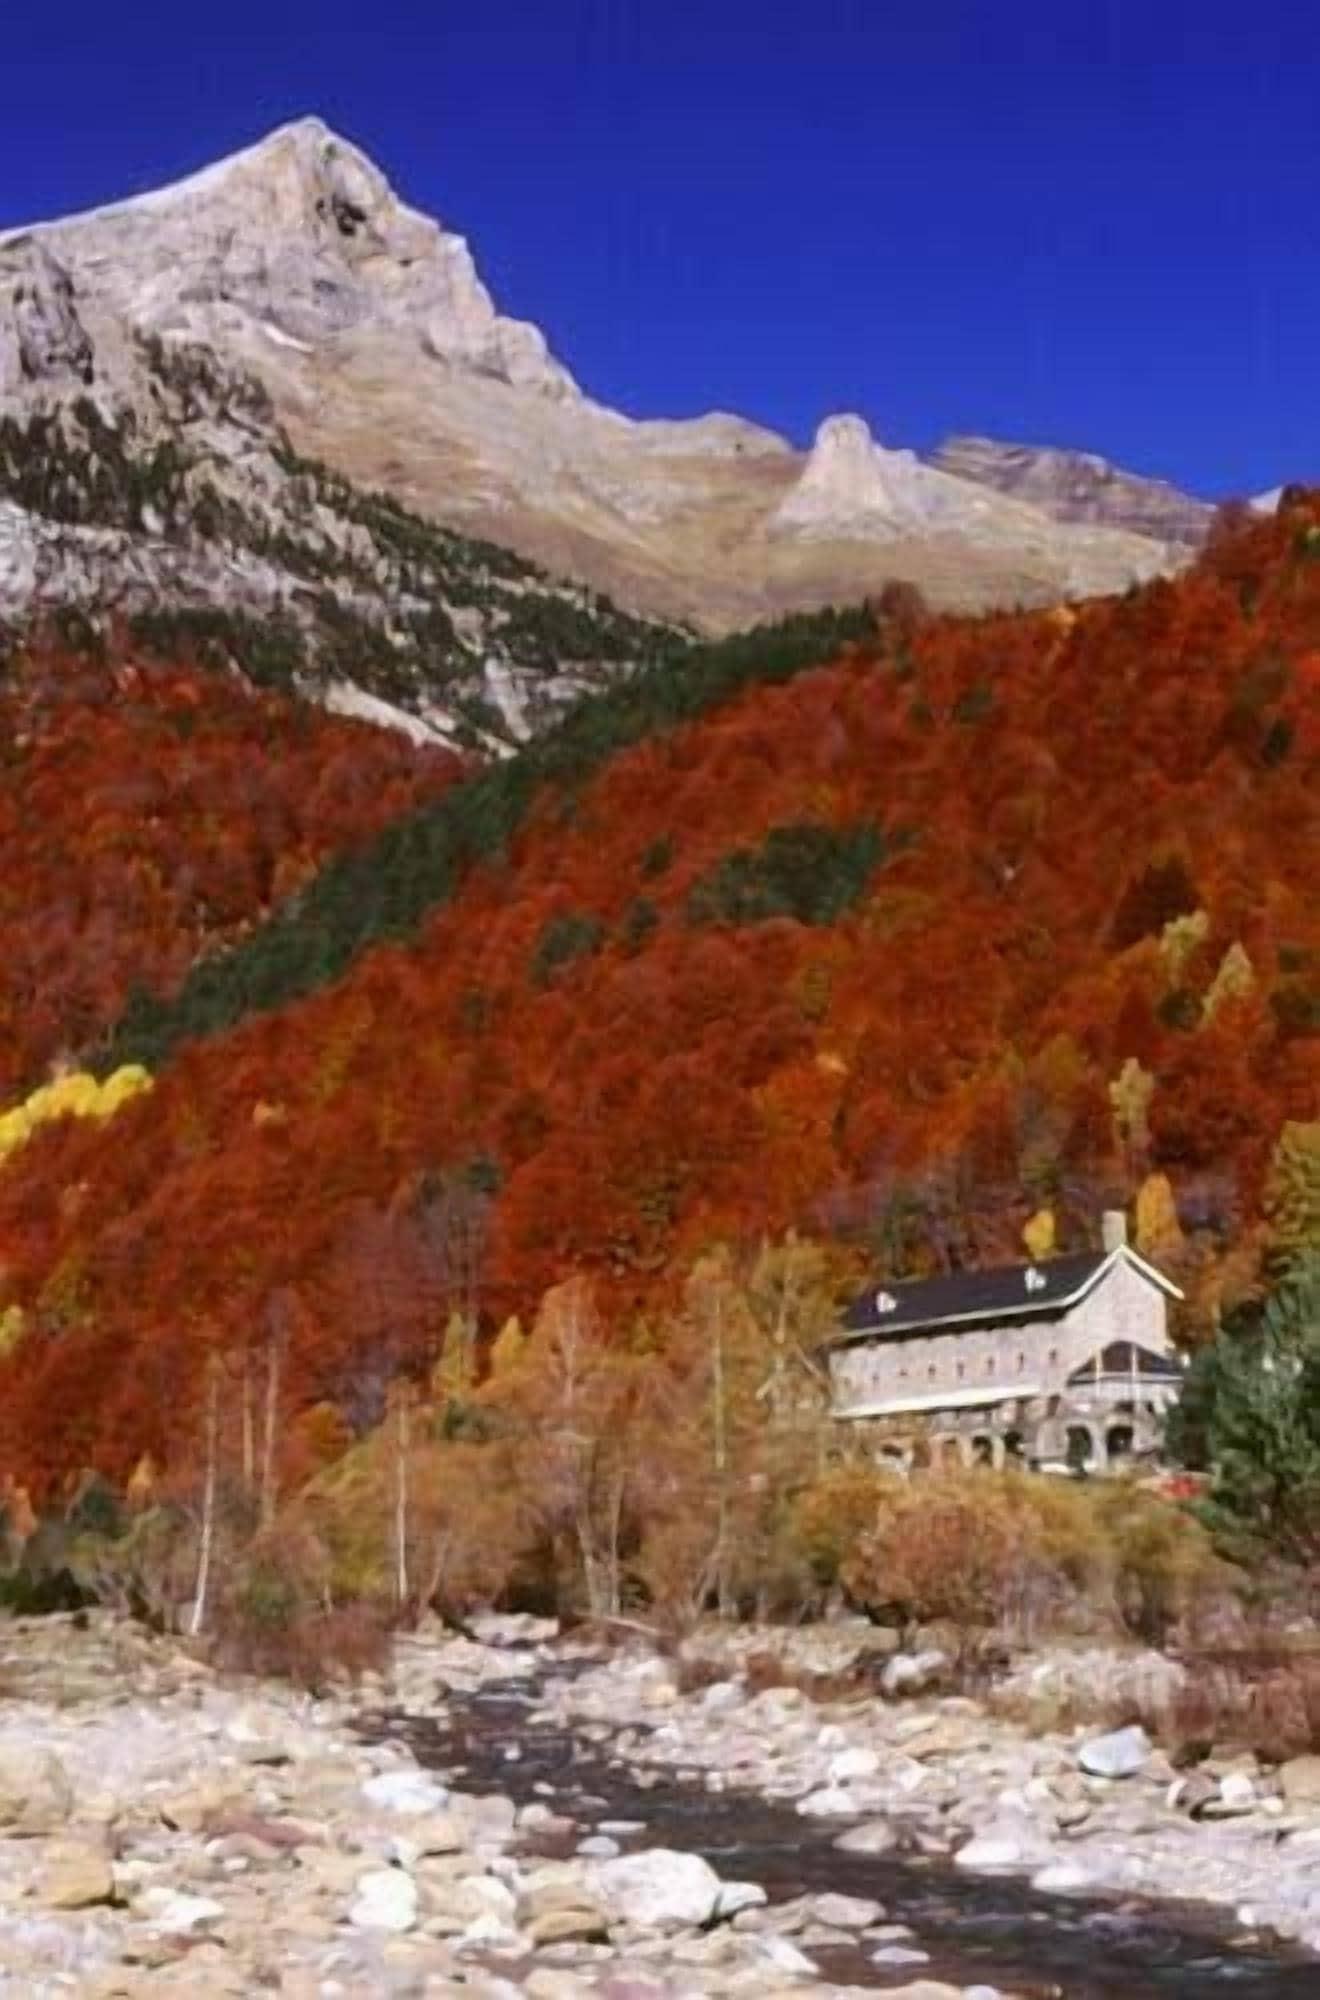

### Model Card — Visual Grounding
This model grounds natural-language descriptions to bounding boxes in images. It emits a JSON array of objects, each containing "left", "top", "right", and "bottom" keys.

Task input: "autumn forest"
[{"left": 0, "top": 501, "right": 1317, "bottom": 1511}]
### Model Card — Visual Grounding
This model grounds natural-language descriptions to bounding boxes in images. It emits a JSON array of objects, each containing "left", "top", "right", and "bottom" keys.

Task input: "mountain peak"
[
  {"left": 252, "top": 112, "right": 338, "bottom": 146},
  {"left": 772, "top": 411, "right": 997, "bottom": 538},
  {"left": 2, "top": 116, "right": 366, "bottom": 241},
  {"left": 202, "top": 114, "right": 396, "bottom": 216},
  {"left": 3, "top": 115, "right": 580, "bottom": 404}
]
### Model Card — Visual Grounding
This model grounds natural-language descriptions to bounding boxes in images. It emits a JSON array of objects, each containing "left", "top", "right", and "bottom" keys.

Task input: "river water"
[{"left": 363, "top": 1668, "right": 1320, "bottom": 1997}]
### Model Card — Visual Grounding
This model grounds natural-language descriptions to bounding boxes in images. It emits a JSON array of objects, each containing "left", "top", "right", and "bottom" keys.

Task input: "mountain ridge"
[
  {"left": 931, "top": 434, "right": 1215, "bottom": 549},
  {"left": 0, "top": 116, "right": 1190, "bottom": 681}
]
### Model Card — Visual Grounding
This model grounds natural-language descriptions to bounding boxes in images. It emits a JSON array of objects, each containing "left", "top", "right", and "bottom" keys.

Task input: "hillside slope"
[
  {"left": 0, "top": 318, "right": 684, "bottom": 750},
  {"left": 0, "top": 646, "right": 455, "bottom": 1097},
  {"left": 0, "top": 508, "right": 1316, "bottom": 1493}
]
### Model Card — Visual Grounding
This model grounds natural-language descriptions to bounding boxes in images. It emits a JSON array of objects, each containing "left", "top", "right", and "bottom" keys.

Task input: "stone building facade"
[{"left": 829, "top": 1217, "right": 1184, "bottom": 1474}]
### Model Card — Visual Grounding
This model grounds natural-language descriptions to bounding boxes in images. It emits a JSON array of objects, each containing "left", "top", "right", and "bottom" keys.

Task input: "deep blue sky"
[{"left": 3, "top": 2, "right": 1312, "bottom": 497}]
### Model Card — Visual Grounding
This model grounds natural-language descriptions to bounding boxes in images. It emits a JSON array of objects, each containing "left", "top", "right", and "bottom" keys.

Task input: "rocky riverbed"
[
  {"left": 523, "top": 1622, "right": 1320, "bottom": 1962},
  {"left": 0, "top": 1611, "right": 1318, "bottom": 1996}
]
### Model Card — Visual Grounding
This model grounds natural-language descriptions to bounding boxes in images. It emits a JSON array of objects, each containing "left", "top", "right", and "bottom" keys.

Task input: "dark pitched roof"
[{"left": 838, "top": 1246, "right": 1179, "bottom": 1344}]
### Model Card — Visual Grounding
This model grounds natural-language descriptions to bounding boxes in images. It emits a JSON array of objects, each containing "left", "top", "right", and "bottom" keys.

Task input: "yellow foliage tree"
[
  {"left": 488, "top": 1315, "right": 527, "bottom": 1379},
  {"left": 0, "top": 1064, "right": 152, "bottom": 1167},
  {"left": 1158, "top": 908, "right": 1209, "bottom": 980},
  {"left": 480, "top": 1276, "right": 649, "bottom": 1619},
  {"left": 126, "top": 1454, "right": 158, "bottom": 1512},
  {"left": 1265, "top": 1122, "right": 1320, "bottom": 1266},
  {"left": 1135, "top": 1173, "right": 1185, "bottom": 1266},
  {"left": 1201, "top": 942, "right": 1254, "bottom": 1024},
  {"left": 430, "top": 1309, "right": 477, "bottom": 1403},
  {"left": 1109, "top": 1057, "right": 1154, "bottom": 1167},
  {"left": 1022, "top": 1208, "right": 1056, "bottom": 1261}
]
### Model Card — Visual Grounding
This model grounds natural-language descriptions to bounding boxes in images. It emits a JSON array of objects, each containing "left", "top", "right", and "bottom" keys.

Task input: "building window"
[
  {"left": 956, "top": 1360, "right": 966, "bottom": 1382},
  {"left": 1016, "top": 1352, "right": 1025, "bottom": 1373},
  {"left": 985, "top": 1354, "right": 994, "bottom": 1373}
]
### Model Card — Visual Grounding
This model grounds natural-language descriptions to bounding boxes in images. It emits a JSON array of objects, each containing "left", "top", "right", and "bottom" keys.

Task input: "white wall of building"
[{"left": 830, "top": 1252, "right": 1171, "bottom": 1420}]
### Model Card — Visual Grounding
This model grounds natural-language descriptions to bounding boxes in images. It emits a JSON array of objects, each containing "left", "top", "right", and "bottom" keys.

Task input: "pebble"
[
  {"left": 872, "top": 1941, "right": 932, "bottom": 1967},
  {"left": 832, "top": 1816, "right": 898, "bottom": 1854}
]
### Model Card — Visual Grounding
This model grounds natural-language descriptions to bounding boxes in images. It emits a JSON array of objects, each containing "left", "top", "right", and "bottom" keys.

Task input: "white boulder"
[
  {"left": 0, "top": 1742, "right": 74, "bottom": 1833},
  {"left": 349, "top": 1867, "right": 419, "bottom": 1933},
  {"left": 590, "top": 1848, "right": 725, "bottom": 1929},
  {"left": 1077, "top": 1724, "right": 1152, "bottom": 1780}
]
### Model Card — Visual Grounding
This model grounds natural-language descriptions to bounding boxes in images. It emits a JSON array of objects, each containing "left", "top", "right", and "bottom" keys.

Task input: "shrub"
[
  {"left": 788, "top": 1461, "right": 901, "bottom": 1595},
  {"left": 1148, "top": 1647, "right": 1320, "bottom": 1764},
  {"left": 1090, "top": 1483, "right": 1227, "bottom": 1646},
  {"left": 0, "top": 1566, "right": 95, "bottom": 1615},
  {"left": 68, "top": 1500, "right": 199, "bottom": 1629},
  {"left": 214, "top": 1598, "right": 393, "bottom": 1689},
  {"left": 298, "top": 1426, "right": 532, "bottom": 1622},
  {"left": 842, "top": 1470, "right": 1026, "bottom": 1662},
  {"left": 1003, "top": 1473, "right": 1114, "bottom": 1629},
  {"left": 63, "top": 1472, "right": 126, "bottom": 1541},
  {"left": 207, "top": 1519, "right": 392, "bottom": 1686},
  {"left": 810, "top": 1465, "right": 1227, "bottom": 1655}
]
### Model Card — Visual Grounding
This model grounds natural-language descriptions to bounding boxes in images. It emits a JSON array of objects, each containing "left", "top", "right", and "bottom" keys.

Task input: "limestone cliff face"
[
  {"left": 772, "top": 417, "right": 973, "bottom": 535},
  {"left": 930, "top": 435, "right": 1213, "bottom": 550},
  {"left": 0, "top": 240, "right": 95, "bottom": 395},
  {"left": 771, "top": 415, "right": 1111, "bottom": 544},
  {"left": 0, "top": 116, "right": 1197, "bottom": 695},
  {"left": 8, "top": 118, "right": 578, "bottom": 404}
]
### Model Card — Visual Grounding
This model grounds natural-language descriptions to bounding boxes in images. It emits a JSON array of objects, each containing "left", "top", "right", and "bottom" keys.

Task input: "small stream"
[{"left": 363, "top": 1670, "right": 1320, "bottom": 1997}]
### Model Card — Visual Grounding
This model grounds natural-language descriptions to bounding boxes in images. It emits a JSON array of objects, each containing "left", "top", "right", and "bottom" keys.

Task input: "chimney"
[{"left": 1102, "top": 1210, "right": 1129, "bottom": 1254}]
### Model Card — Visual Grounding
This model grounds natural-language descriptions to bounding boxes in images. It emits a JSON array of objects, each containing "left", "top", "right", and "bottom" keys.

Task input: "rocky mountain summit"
[
  {"left": 0, "top": 117, "right": 1202, "bottom": 723},
  {"left": 5, "top": 118, "right": 577, "bottom": 404},
  {"left": 774, "top": 417, "right": 991, "bottom": 537}
]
